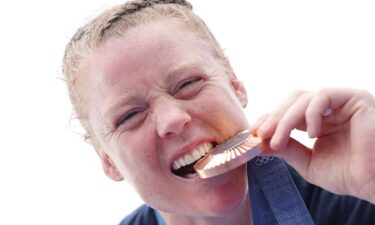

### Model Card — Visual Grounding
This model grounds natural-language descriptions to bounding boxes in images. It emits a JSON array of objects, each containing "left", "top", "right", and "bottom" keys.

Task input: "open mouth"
[{"left": 171, "top": 142, "right": 216, "bottom": 179}]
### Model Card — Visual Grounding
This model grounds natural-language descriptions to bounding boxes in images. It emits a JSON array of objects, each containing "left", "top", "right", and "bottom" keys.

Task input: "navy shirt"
[{"left": 119, "top": 165, "right": 375, "bottom": 225}]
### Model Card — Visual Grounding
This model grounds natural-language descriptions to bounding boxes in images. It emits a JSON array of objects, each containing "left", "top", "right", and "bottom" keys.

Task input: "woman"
[{"left": 62, "top": 1, "right": 375, "bottom": 224}]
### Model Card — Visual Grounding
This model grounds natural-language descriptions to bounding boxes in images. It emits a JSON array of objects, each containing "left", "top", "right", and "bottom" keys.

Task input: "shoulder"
[
  {"left": 119, "top": 204, "right": 158, "bottom": 225},
  {"left": 287, "top": 165, "right": 375, "bottom": 225}
]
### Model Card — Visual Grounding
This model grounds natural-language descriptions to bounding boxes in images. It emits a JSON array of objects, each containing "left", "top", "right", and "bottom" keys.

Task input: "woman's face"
[{"left": 83, "top": 19, "right": 250, "bottom": 217}]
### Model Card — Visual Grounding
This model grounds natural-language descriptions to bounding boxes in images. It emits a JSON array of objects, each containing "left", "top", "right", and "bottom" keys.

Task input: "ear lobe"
[
  {"left": 231, "top": 77, "right": 248, "bottom": 107},
  {"left": 100, "top": 153, "right": 124, "bottom": 181}
]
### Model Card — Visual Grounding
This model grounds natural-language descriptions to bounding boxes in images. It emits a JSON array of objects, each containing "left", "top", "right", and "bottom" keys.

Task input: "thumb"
[{"left": 260, "top": 138, "right": 312, "bottom": 181}]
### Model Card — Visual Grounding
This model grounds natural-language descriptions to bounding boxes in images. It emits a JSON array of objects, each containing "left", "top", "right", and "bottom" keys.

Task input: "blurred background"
[{"left": 0, "top": 0, "right": 374, "bottom": 224}]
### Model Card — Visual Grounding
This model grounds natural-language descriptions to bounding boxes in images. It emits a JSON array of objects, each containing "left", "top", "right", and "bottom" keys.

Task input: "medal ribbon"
[{"left": 248, "top": 157, "right": 315, "bottom": 225}]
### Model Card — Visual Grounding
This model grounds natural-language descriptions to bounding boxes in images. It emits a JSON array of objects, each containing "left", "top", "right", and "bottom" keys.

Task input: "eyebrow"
[
  {"left": 104, "top": 94, "right": 138, "bottom": 122},
  {"left": 166, "top": 60, "right": 209, "bottom": 82}
]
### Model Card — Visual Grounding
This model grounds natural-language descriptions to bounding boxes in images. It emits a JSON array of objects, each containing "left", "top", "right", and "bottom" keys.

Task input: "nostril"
[
  {"left": 164, "top": 131, "right": 174, "bottom": 138},
  {"left": 155, "top": 107, "right": 191, "bottom": 138},
  {"left": 183, "top": 119, "right": 190, "bottom": 129}
]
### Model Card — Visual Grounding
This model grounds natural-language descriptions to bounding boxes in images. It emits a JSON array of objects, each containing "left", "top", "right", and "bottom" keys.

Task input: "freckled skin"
[{"left": 83, "top": 19, "right": 252, "bottom": 224}]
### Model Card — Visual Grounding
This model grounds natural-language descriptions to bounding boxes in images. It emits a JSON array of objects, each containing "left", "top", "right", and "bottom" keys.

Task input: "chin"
[
  {"left": 208, "top": 193, "right": 247, "bottom": 217},
  {"left": 151, "top": 166, "right": 249, "bottom": 217},
  {"left": 173, "top": 188, "right": 248, "bottom": 219},
  {"left": 201, "top": 166, "right": 249, "bottom": 216}
]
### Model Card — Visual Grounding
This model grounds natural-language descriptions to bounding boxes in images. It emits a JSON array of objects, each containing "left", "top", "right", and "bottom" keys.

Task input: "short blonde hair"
[{"left": 62, "top": 0, "right": 230, "bottom": 141}]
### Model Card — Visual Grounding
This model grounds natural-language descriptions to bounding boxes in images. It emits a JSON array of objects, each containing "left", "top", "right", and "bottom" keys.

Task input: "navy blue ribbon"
[{"left": 248, "top": 156, "right": 315, "bottom": 225}]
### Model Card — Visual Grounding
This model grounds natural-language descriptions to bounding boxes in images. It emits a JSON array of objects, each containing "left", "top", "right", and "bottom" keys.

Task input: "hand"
[{"left": 250, "top": 88, "right": 375, "bottom": 204}]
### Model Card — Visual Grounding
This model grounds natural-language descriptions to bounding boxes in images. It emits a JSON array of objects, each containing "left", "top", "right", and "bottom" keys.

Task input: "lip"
[
  {"left": 171, "top": 163, "right": 244, "bottom": 183},
  {"left": 169, "top": 137, "right": 217, "bottom": 173},
  {"left": 172, "top": 172, "right": 204, "bottom": 182}
]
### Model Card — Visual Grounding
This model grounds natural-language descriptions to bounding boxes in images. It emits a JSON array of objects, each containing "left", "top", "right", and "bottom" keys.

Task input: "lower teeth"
[{"left": 185, "top": 173, "right": 197, "bottom": 179}]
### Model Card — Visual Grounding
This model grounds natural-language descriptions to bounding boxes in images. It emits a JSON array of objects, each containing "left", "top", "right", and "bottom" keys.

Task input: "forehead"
[{"left": 85, "top": 19, "right": 216, "bottom": 95}]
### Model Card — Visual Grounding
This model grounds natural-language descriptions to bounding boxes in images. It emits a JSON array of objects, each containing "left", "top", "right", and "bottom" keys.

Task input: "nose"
[{"left": 154, "top": 99, "right": 191, "bottom": 138}]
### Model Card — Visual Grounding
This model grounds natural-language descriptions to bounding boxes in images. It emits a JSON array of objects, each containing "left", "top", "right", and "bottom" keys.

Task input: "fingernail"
[{"left": 323, "top": 108, "right": 332, "bottom": 117}]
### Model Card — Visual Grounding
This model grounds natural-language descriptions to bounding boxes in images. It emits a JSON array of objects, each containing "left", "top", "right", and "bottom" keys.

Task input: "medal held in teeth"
[{"left": 194, "top": 131, "right": 262, "bottom": 179}]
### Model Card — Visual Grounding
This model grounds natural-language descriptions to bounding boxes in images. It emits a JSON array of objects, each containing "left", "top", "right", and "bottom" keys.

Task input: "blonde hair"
[{"left": 62, "top": 0, "right": 230, "bottom": 141}]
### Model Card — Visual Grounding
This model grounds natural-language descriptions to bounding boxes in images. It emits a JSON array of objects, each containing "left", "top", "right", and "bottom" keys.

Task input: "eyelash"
[
  {"left": 116, "top": 108, "right": 144, "bottom": 128},
  {"left": 179, "top": 78, "right": 200, "bottom": 89},
  {"left": 175, "top": 77, "right": 203, "bottom": 94}
]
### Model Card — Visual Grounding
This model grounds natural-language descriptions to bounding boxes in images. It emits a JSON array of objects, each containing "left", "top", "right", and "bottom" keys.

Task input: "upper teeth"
[{"left": 172, "top": 142, "right": 213, "bottom": 170}]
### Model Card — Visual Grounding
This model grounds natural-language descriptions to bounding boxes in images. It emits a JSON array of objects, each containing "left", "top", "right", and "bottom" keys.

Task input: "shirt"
[{"left": 119, "top": 162, "right": 375, "bottom": 225}]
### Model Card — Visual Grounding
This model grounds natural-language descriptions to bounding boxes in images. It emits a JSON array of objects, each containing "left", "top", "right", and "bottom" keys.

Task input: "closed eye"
[
  {"left": 115, "top": 108, "right": 145, "bottom": 128},
  {"left": 173, "top": 77, "right": 204, "bottom": 99},
  {"left": 178, "top": 77, "right": 202, "bottom": 90}
]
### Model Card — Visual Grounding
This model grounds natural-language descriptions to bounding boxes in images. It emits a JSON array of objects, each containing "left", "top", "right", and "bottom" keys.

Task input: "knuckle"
[
  {"left": 266, "top": 113, "right": 278, "bottom": 125},
  {"left": 314, "top": 88, "right": 334, "bottom": 101},
  {"left": 305, "top": 105, "right": 315, "bottom": 118},
  {"left": 289, "top": 90, "right": 307, "bottom": 99},
  {"left": 299, "top": 91, "right": 314, "bottom": 101},
  {"left": 357, "top": 89, "right": 374, "bottom": 101},
  {"left": 355, "top": 89, "right": 375, "bottom": 106},
  {"left": 317, "top": 87, "right": 332, "bottom": 95}
]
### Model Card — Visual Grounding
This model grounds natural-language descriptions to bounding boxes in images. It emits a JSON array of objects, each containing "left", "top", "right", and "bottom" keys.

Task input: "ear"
[
  {"left": 97, "top": 151, "right": 124, "bottom": 181},
  {"left": 230, "top": 74, "right": 248, "bottom": 107}
]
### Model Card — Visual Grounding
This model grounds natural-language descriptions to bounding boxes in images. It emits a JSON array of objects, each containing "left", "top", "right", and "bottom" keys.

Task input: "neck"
[{"left": 159, "top": 192, "right": 252, "bottom": 225}]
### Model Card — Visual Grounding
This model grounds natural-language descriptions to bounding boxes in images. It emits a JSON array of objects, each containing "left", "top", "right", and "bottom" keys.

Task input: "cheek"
[
  {"left": 189, "top": 87, "right": 249, "bottom": 129},
  {"left": 112, "top": 135, "right": 175, "bottom": 207},
  {"left": 112, "top": 131, "right": 161, "bottom": 177}
]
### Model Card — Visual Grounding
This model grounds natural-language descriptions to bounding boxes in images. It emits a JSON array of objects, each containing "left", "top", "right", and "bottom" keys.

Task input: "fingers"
[
  {"left": 250, "top": 88, "right": 363, "bottom": 150},
  {"left": 260, "top": 137, "right": 313, "bottom": 181},
  {"left": 253, "top": 90, "right": 307, "bottom": 139},
  {"left": 304, "top": 93, "right": 330, "bottom": 138},
  {"left": 249, "top": 113, "right": 269, "bottom": 136},
  {"left": 270, "top": 92, "right": 313, "bottom": 149},
  {"left": 280, "top": 138, "right": 313, "bottom": 182},
  {"left": 305, "top": 88, "right": 358, "bottom": 137}
]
